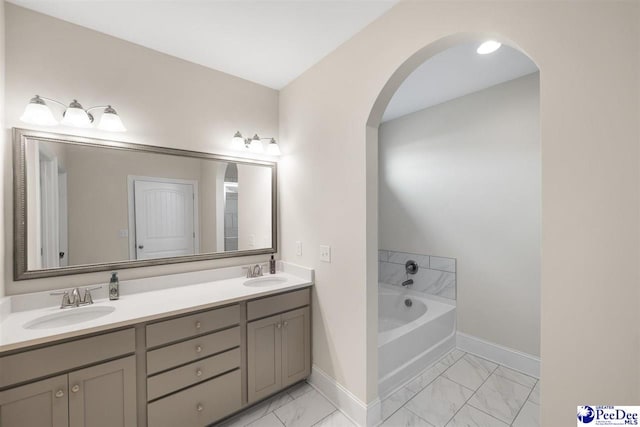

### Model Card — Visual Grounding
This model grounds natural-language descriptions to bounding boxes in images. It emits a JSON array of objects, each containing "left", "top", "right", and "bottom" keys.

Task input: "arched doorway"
[{"left": 365, "top": 33, "right": 541, "bottom": 426}]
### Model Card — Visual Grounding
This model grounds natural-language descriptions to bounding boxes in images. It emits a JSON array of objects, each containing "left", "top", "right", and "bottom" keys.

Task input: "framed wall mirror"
[{"left": 13, "top": 128, "right": 277, "bottom": 280}]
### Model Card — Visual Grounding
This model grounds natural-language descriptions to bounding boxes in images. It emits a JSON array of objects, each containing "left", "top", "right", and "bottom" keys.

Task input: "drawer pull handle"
[
  {"left": 195, "top": 345, "right": 202, "bottom": 353},
  {"left": 71, "top": 385, "right": 80, "bottom": 393},
  {"left": 55, "top": 389, "right": 64, "bottom": 398},
  {"left": 195, "top": 321, "right": 201, "bottom": 330},
  {"left": 196, "top": 403, "right": 204, "bottom": 412},
  {"left": 196, "top": 369, "right": 203, "bottom": 377}
]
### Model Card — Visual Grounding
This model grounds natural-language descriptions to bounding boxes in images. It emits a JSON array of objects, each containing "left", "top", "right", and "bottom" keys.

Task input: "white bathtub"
[{"left": 378, "top": 284, "right": 456, "bottom": 397}]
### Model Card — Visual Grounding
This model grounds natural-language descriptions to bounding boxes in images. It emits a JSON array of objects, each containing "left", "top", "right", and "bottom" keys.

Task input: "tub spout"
[{"left": 402, "top": 279, "right": 414, "bottom": 287}]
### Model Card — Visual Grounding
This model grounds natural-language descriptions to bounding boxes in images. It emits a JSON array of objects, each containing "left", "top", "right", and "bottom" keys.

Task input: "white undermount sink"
[
  {"left": 23, "top": 306, "right": 116, "bottom": 330},
  {"left": 243, "top": 276, "right": 288, "bottom": 287}
]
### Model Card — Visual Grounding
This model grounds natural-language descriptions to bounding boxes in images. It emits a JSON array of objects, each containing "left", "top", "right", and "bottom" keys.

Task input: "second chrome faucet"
[
  {"left": 51, "top": 286, "right": 101, "bottom": 309},
  {"left": 245, "top": 264, "right": 264, "bottom": 278}
]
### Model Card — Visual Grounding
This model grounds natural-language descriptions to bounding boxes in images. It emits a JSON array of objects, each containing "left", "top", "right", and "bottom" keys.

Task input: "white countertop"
[{"left": 0, "top": 262, "right": 313, "bottom": 353}]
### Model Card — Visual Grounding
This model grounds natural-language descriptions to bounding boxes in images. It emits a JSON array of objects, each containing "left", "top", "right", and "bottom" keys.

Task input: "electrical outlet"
[
  {"left": 296, "top": 241, "right": 302, "bottom": 256},
  {"left": 118, "top": 229, "right": 129, "bottom": 238},
  {"left": 320, "top": 245, "right": 331, "bottom": 263}
]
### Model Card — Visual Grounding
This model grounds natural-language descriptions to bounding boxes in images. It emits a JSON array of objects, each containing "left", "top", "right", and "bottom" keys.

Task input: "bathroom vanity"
[{"left": 0, "top": 265, "right": 313, "bottom": 427}]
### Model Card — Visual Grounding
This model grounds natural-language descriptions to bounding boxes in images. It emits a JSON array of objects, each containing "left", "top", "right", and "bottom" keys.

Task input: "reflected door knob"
[
  {"left": 55, "top": 390, "right": 64, "bottom": 398},
  {"left": 71, "top": 385, "right": 80, "bottom": 393}
]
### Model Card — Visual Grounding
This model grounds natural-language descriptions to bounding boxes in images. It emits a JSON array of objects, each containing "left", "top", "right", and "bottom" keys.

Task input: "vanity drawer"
[
  {"left": 0, "top": 328, "right": 135, "bottom": 388},
  {"left": 147, "top": 326, "right": 240, "bottom": 375},
  {"left": 147, "top": 347, "right": 240, "bottom": 401},
  {"left": 147, "top": 369, "right": 241, "bottom": 427},
  {"left": 247, "top": 287, "right": 310, "bottom": 321},
  {"left": 146, "top": 304, "right": 240, "bottom": 348}
]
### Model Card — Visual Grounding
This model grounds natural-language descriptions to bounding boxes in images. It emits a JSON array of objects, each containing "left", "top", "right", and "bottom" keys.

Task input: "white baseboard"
[
  {"left": 456, "top": 332, "right": 540, "bottom": 378},
  {"left": 308, "top": 365, "right": 381, "bottom": 427}
]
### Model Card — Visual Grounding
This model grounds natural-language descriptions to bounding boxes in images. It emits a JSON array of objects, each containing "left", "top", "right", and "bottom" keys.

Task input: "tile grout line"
[
  {"left": 402, "top": 402, "right": 438, "bottom": 427},
  {"left": 310, "top": 409, "right": 339, "bottom": 427},
  {"left": 272, "top": 408, "right": 287, "bottom": 427},
  {"left": 509, "top": 379, "right": 538, "bottom": 427},
  {"left": 380, "top": 350, "right": 465, "bottom": 423},
  {"left": 466, "top": 367, "right": 533, "bottom": 426},
  {"left": 394, "top": 350, "right": 469, "bottom": 426},
  {"left": 444, "top": 362, "right": 501, "bottom": 426}
]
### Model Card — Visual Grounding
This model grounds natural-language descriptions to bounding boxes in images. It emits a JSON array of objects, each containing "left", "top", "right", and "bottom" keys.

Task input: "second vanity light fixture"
[
  {"left": 20, "top": 95, "right": 127, "bottom": 132},
  {"left": 232, "top": 131, "right": 281, "bottom": 156}
]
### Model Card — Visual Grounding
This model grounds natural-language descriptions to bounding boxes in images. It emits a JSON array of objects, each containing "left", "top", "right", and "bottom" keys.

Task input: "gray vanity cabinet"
[
  {"left": 68, "top": 356, "right": 137, "bottom": 427},
  {"left": 0, "top": 374, "right": 68, "bottom": 427},
  {"left": 0, "top": 328, "right": 136, "bottom": 427},
  {"left": 247, "top": 313, "right": 283, "bottom": 402},
  {"left": 0, "top": 355, "right": 135, "bottom": 427},
  {"left": 247, "top": 289, "right": 311, "bottom": 404},
  {"left": 281, "top": 307, "right": 311, "bottom": 387},
  {"left": 0, "top": 286, "right": 312, "bottom": 427}
]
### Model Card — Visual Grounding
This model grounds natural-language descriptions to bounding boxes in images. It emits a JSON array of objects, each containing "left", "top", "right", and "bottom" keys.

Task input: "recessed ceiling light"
[{"left": 477, "top": 40, "right": 502, "bottom": 55}]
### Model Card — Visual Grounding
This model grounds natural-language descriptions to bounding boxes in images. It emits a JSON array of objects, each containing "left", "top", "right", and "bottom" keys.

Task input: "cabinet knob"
[
  {"left": 196, "top": 403, "right": 204, "bottom": 412},
  {"left": 71, "top": 385, "right": 80, "bottom": 393},
  {"left": 195, "top": 345, "right": 202, "bottom": 353},
  {"left": 283, "top": 321, "right": 288, "bottom": 327},
  {"left": 196, "top": 369, "right": 203, "bottom": 377},
  {"left": 276, "top": 323, "right": 282, "bottom": 329},
  {"left": 55, "top": 389, "right": 64, "bottom": 398},
  {"left": 195, "top": 321, "right": 201, "bottom": 330}
]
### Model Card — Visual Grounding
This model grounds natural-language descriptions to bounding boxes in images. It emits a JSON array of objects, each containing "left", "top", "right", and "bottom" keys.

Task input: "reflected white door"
[{"left": 134, "top": 180, "right": 196, "bottom": 260}]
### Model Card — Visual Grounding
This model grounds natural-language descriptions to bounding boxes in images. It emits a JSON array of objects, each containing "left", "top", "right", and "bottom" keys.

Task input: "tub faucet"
[{"left": 402, "top": 279, "right": 414, "bottom": 287}]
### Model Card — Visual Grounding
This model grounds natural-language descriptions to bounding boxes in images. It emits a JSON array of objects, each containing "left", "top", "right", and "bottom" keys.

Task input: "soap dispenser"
[
  {"left": 109, "top": 272, "right": 119, "bottom": 300},
  {"left": 269, "top": 255, "right": 276, "bottom": 274}
]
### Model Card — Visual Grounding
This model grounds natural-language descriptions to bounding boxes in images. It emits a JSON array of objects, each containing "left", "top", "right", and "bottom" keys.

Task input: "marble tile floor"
[{"left": 219, "top": 349, "right": 540, "bottom": 427}]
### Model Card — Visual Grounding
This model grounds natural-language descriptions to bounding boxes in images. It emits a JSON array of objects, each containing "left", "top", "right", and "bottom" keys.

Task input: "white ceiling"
[
  {"left": 9, "top": 0, "right": 398, "bottom": 90},
  {"left": 382, "top": 42, "right": 538, "bottom": 122}
]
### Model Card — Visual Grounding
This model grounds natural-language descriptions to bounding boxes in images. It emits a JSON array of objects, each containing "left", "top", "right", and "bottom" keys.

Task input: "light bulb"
[
  {"left": 477, "top": 40, "right": 502, "bottom": 55},
  {"left": 97, "top": 106, "right": 126, "bottom": 132},
  {"left": 266, "top": 138, "right": 281, "bottom": 156},
  {"left": 61, "top": 100, "right": 92, "bottom": 128},
  {"left": 231, "top": 131, "right": 245, "bottom": 150},
  {"left": 20, "top": 95, "right": 58, "bottom": 126},
  {"left": 249, "top": 134, "right": 264, "bottom": 153}
]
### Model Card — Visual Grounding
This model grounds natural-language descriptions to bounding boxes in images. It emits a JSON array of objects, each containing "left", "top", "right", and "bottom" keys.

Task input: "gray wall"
[
  {"left": 379, "top": 74, "right": 540, "bottom": 356},
  {"left": 3, "top": 4, "right": 279, "bottom": 294},
  {"left": 278, "top": 2, "right": 639, "bottom": 421},
  {"left": 0, "top": 0, "right": 4, "bottom": 297}
]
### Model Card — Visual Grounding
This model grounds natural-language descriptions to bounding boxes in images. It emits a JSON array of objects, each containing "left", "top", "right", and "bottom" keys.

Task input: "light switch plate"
[
  {"left": 296, "top": 241, "right": 302, "bottom": 256},
  {"left": 320, "top": 245, "right": 331, "bottom": 263}
]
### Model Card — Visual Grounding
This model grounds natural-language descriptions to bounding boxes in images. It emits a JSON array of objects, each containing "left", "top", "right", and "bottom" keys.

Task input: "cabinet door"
[
  {"left": 0, "top": 374, "right": 68, "bottom": 427},
  {"left": 247, "top": 313, "right": 282, "bottom": 403},
  {"left": 282, "top": 307, "right": 311, "bottom": 387},
  {"left": 69, "top": 355, "right": 137, "bottom": 427}
]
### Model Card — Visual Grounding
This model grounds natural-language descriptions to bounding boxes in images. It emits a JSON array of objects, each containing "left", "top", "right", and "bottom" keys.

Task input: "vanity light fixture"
[
  {"left": 20, "top": 95, "right": 127, "bottom": 132},
  {"left": 231, "top": 131, "right": 281, "bottom": 156},
  {"left": 477, "top": 40, "right": 502, "bottom": 55}
]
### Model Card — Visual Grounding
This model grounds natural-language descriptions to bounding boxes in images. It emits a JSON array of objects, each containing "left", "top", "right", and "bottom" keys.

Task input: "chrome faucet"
[
  {"left": 245, "top": 264, "right": 264, "bottom": 278},
  {"left": 402, "top": 260, "right": 418, "bottom": 287},
  {"left": 50, "top": 286, "right": 101, "bottom": 309}
]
